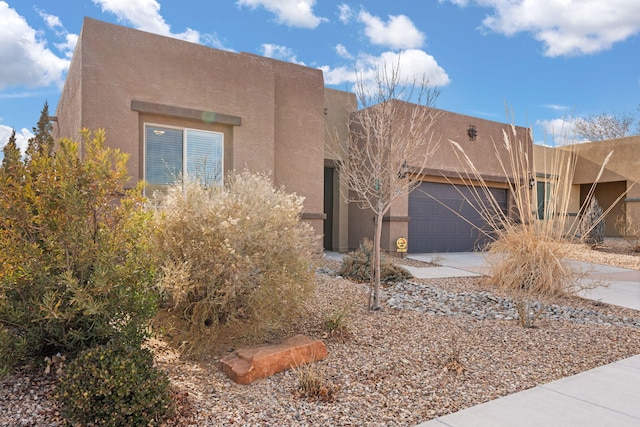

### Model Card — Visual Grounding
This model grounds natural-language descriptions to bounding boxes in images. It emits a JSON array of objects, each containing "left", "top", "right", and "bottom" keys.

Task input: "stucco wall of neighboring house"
[
  {"left": 346, "top": 106, "right": 532, "bottom": 253},
  {"left": 53, "top": 33, "right": 83, "bottom": 147},
  {"left": 570, "top": 136, "right": 640, "bottom": 237},
  {"left": 55, "top": 17, "right": 327, "bottom": 235}
]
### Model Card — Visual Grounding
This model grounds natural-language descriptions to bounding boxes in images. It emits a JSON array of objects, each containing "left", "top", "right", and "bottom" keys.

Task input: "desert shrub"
[
  {"left": 56, "top": 340, "right": 172, "bottom": 426},
  {"left": 293, "top": 362, "right": 340, "bottom": 402},
  {"left": 446, "top": 124, "right": 612, "bottom": 308},
  {"left": 339, "top": 239, "right": 412, "bottom": 283},
  {"left": 615, "top": 214, "right": 640, "bottom": 252},
  {"left": 579, "top": 197, "right": 605, "bottom": 247},
  {"left": 488, "top": 226, "right": 574, "bottom": 297},
  {"left": 153, "top": 172, "right": 321, "bottom": 345},
  {"left": 0, "top": 121, "right": 158, "bottom": 372}
]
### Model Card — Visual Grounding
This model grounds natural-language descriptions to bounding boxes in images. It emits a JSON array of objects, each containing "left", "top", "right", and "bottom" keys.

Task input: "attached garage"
[{"left": 408, "top": 181, "right": 507, "bottom": 253}]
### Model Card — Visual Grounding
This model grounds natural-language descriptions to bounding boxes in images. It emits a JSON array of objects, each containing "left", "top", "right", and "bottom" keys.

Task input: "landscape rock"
[{"left": 219, "top": 334, "right": 328, "bottom": 385}]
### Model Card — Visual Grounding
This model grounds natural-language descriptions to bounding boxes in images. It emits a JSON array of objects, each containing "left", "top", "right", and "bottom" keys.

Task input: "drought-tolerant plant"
[
  {"left": 293, "top": 362, "right": 340, "bottom": 402},
  {"left": 444, "top": 121, "right": 624, "bottom": 311},
  {"left": 323, "top": 306, "right": 352, "bottom": 341},
  {"left": 0, "top": 116, "right": 158, "bottom": 371},
  {"left": 615, "top": 213, "right": 640, "bottom": 252},
  {"left": 153, "top": 172, "right": 321, "bottom": 350},
  {"left": 56, "top": 340, "right": 173, "bottom": 426},
  {"left": 339, "top": 238, "right": 413, "bottom": 285},
  {"left": 327, "top": 59, "right": 441, "bottom": 310}
]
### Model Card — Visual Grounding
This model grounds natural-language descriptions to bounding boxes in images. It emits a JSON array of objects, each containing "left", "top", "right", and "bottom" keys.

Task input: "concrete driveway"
[{"left": 408, "top": 252, "right": 640, "bottom": 311}]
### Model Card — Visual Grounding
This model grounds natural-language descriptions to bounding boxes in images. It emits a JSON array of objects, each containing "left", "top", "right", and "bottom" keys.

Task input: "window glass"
[
  {"left": 145, "top": 124, "right": 223, "bottom": 194},
  {"left": 145, "top": 126, "right": 183, "bottom": 194},
  {"left": 186, "top": 129, "right": 223, "bottom": 186}
]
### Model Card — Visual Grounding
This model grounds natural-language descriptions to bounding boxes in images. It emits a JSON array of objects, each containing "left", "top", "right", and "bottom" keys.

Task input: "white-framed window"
[{"left": 144, "top": 123, "right": 223, "bottom": 193}]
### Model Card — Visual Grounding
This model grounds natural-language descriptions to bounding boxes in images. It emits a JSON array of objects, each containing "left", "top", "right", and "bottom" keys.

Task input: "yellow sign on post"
[{"left": 396, "top": 237, "right": 408, "bottom": 253}]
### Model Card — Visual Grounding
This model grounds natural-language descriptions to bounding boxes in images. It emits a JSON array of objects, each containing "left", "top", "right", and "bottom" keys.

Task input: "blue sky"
[{"left": 1, "top": 0, "right": 639, "bottom": 154}]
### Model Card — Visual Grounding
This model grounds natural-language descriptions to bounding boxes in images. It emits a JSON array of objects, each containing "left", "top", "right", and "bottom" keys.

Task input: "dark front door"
[{"left": 323, "top": 167, "right": 334, "bottom": 250}]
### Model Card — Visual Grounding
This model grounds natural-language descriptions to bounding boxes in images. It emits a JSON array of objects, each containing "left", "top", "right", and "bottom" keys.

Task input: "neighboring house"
[
  {"left": 57, "top": 18, "right": 636, "bottom": 254},
  {"left": 533, "top": 136, "right": 640, "bottom": 238}
]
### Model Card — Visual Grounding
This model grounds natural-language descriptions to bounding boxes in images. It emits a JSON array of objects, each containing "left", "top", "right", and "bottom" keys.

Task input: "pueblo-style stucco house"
[{"left": 54, "top": 18, "right": 638, "bottom": 254}]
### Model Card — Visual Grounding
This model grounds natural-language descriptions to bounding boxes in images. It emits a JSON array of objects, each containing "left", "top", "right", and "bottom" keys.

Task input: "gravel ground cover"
[{"left": 1, "top": 239, "right": 640, "bottom": 426}]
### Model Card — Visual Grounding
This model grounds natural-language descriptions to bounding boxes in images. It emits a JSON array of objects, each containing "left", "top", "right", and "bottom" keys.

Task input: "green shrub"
[
  {"left": 154, "top": 172, "right": 321, "bottom": 345},
  {"left": 0, "top": 118, "right": 158, "bottom": 372},
  {"left": 339, "top": 239, "right": 412, "bottom": 283},
  {"left": 56, "top": 340, "right": 172, "bottom": 426}
]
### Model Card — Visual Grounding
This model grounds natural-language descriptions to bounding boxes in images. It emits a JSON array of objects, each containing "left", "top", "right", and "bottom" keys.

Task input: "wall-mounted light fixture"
[
  {"left": 467, "top": 125, "right": 478, "bottom": 141},
  {"left": 398, "top": 160, "right": 409, "bottom": 179},
  {"left": 528, "top": 172, "right": 535, "bottom": 190}
]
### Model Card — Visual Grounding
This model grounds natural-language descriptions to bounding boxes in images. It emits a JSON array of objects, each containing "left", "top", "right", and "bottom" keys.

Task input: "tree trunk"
[{"left": 371, "top": 211, "right": 384, "bottom": 310}]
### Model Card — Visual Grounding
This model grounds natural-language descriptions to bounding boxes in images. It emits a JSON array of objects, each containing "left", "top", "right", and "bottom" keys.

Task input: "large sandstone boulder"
[{"left": 219, "top": 334, "right": 328, "bottom": 385}]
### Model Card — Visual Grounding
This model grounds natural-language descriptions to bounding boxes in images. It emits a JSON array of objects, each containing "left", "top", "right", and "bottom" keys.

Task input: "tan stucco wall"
[
  {"left": 345, "top": 107, "right": 532, "bottom": 253},
  {"left": 571, "top": 136, "right": 640, "bottom": 237},
  {"left": 55, "top": 17, "right": 327, "bottom": 234},
  {"left": 425, "top": 110, "right": 533, "bottom": 181},
  {"left": 53, "top": 33, "right": 83, "bottom": 146},
  {"left": 324, "top": 88, "right": 357, "bottom": 252},
  {"left": 534, "top": 137, "right": 640, "bottom": 238}
]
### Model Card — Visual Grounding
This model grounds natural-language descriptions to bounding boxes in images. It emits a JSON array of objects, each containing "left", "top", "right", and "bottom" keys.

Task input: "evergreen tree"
[
  {"left": 26, "top": 101, "right": 54, "bottom": 159},
  {"left": 1, "top": 129, "right": 21, "bottom": 170}
]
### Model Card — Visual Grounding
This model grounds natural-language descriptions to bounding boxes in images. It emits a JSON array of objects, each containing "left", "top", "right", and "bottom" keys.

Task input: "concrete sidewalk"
[
  {"left": 417, "top": 354, "right": 640, "bottom": 427},
  {"left": 407, "top": 252, "right": 640, "bottom": 427}
]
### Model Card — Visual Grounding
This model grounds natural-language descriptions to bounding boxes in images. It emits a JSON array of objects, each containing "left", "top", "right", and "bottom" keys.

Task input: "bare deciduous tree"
[
  {"left": 329, "top": 61, "right": 441, "bottom": 310},
  {"left": 574, "top": 111, "right": 637, "bottom": 141}
]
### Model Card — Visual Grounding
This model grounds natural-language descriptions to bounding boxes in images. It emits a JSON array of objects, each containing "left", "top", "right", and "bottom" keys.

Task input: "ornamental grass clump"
[
  {"left": 153, "top": 172, "right": 321, "bottom": 351},
  {"left": 445, "top": 120, "right": 624, "bottom": 306}
]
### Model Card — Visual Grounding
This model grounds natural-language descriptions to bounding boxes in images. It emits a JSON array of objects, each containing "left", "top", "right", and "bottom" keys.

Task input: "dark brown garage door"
[{"left": 408, "top": 182, "right": 507, "bottom": 253}]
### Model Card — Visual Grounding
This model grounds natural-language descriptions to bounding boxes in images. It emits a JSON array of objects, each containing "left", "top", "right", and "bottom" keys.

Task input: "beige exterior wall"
[
  {"left": 323, "top": 89, "right": 357, "bottom": 252},
  {"left": 346, "top": 106, "right": 533, "bottom": 253},
  {"left": 533, "top": 137, "right": 640, "bottom": 238},
  {"left": 571, "top": 136, "right": 640, "bottom": 237},
  {"left": 55, "top": 17, "right": 327, "bottom": 235}
]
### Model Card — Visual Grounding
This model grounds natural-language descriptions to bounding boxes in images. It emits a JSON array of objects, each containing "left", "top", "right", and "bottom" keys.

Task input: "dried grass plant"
[
  {"left": 444, "top": 121, "right": 629, "bottom": 303},
  {"left": 152, "top": 172, "right": 322, "bottom": 354}
]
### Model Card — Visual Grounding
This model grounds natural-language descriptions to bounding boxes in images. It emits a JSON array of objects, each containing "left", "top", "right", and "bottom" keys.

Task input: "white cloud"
[
  {"left": 0, "top": 2, "right": 69, "bottom": 90},
  {"left": 321, "top": 49, "right": 450, "bottom": 88},
  {"left": 35, "top": 8, "right": 64, "bottom": 33},
  {"left": 358, "top": 11, "right": 425, "bottom": 50},
  {"left": 0, "top": 125, "right": 32, "bottom": 153},
  {"left": 445, "top": 0, "right": 640, "bottom": 57},
  {"left": 335, "top": 44, "right": 353, "bottom": 60},
  {"left": 261, "top": 43, "right": 305, "bottom": 65},
  {"left": 92, "top": 0, "right": 201, "bottom": 43},
  {"left": 536, "top": 117, "right": 585, "bottom": 145},
  {"left": 337, "top": 3, "right": 353, "bottom": 24},
  {"left": 320, "top": 64, "right": 355, "bottom": 86},
  {"left": 34, "top": 8, "right": 78, "bottom": 58},
  {"left": 237, "top": 0, "right": 327, "bottom": 29},
  {"left": 544, "top": 104, "right": 571, "bottom": 112},
  {"left": 55, "top": 33, "right": 79, "bottom": 59},
  {"left": 439, "top": 0, "right": 469, "bottom": 5}
]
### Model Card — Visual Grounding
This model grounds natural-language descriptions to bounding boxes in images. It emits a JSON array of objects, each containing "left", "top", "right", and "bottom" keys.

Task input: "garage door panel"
[{"left": 408, "top": 182, "right": 506, "bottom": 253}]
